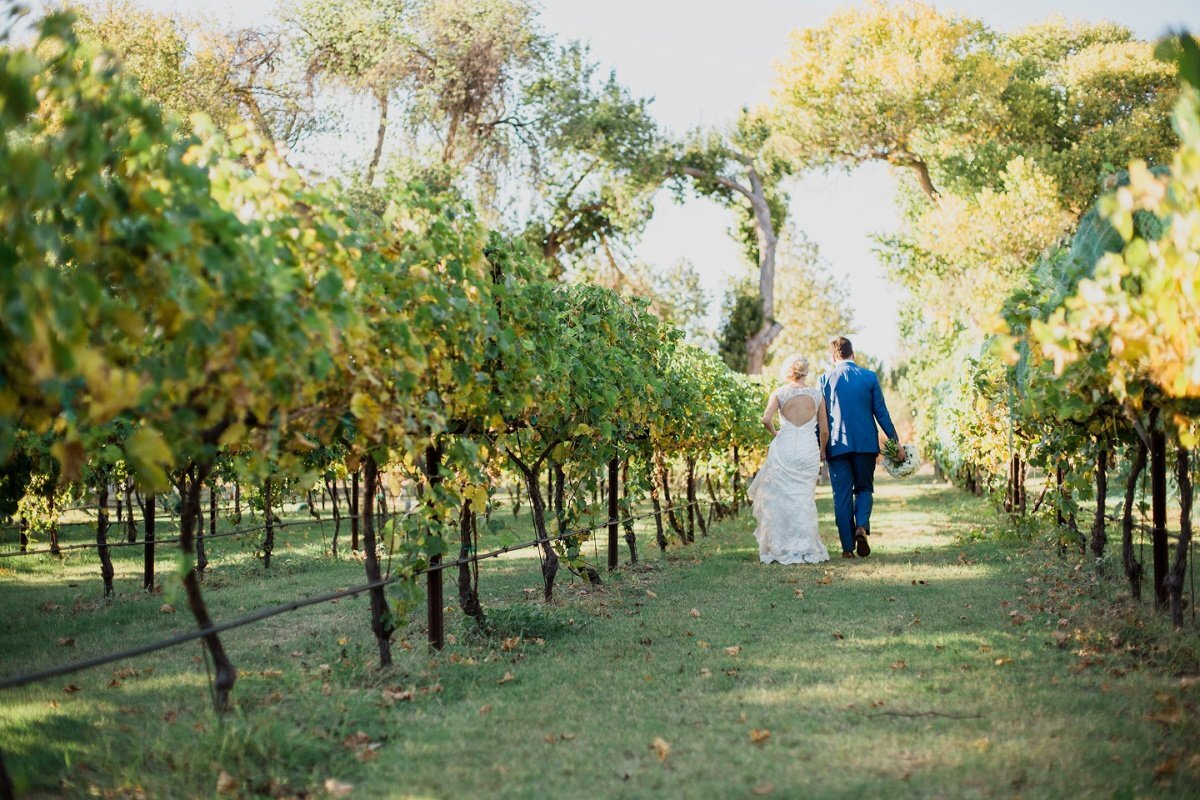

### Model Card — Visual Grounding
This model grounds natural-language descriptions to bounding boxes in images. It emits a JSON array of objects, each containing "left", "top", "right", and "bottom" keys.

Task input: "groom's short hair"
[{"left": 830, "top": 336, "right": 854, "bottom": 359}]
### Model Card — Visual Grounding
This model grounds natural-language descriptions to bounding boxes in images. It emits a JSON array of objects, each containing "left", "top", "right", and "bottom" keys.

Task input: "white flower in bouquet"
[{"left": 881, "top": 440, "right": 919, "bottom": 479}]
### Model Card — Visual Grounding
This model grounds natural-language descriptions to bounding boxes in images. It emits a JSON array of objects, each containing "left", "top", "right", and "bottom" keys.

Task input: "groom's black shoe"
[{"left": 855, "top": 528, "right": 871, "bottom": 557}]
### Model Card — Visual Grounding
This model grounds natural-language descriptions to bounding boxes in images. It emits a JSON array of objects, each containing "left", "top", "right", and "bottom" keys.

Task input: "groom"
[{"left": 819, "top": 336, "right": 899, "bottom": 559}]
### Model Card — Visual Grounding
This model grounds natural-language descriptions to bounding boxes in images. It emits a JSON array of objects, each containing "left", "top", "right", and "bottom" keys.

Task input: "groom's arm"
[{"left": 870, "top": 373, "right": 899, "bottom": 442}]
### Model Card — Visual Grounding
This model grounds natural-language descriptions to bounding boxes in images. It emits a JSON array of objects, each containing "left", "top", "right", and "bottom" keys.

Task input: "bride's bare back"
[{"left": 779, "top": 392, "right": 817, "bottom": 427}]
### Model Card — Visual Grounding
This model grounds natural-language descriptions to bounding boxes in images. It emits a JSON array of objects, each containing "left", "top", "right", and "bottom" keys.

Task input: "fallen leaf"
[
  {"left": 561, "top": 733, "right": 576, "bottom": 741},
  {"left": 63, "top": 684, "right": 81, "bottom": 694},
  {"left": 159, "top": 604, "right": 175, "bottom": 614},
  {"left": 646, "top": 590, "right": 658, "bottom": 599},
  {"left": 752, "top": 783, "right": 775, "bottom": 795},
  {"left": 689, "top": 608, "right": 701, "bottom": 619},
  {"left": 700, "top": 668, "right": 712, "bottom": 678},
  {"left": 724, "top": 646, "right": 742, "bottom": 657},
  {"left": 724, "top": 669, "right": 739, "bottom": 677},
  {"left": 57, "top": 637, "right": 75, "bottom": 647},
  {"left": 261, "top": 669, "right": 283, "bottom": 679},
  {"left": 337, "top": 636, "right": 349, "bottom": 646},
  {"left": 382, "top": 687, "right": 414, "bottom": 704},
  {"left": 994, "top": 657, "right": 1012, "bottom": 666},
  {"left": 216, "top": 770, "right": 238, "bottom": 795},
  {"left": 501, "top": 637, "right": 521, "bottom": 652},
  {"left": 973, "top": 737, "right": 991, "bottom": 752},
  {"left": 1154, "top": 757, "right": 1178, "bottom": 779},
  {"left": 832, "top": 631, "right": 845, "bottom": 640},
  {"left": 650, "top": 736, "right": 671, "bottom": 763},
  {"left": 324, "top": 778, "right": 354, "bottom": 797},
  {"left": 891, "top": 660, "right": 908, "bottom": 670},
  {"left": 794, "top": 589, "right": 805, "bottom": 599},
  {"left": 498, "top": 671, "right": 515, "bottom": 685},
  {"left": 478, "top": 704, "right": 492, "bottom": 715},
  {"left": 749, "top": 729, "right": 771, "bottom": 745},
  {"left": 543, "top": 734, "right": 558, "bottom": 744}
]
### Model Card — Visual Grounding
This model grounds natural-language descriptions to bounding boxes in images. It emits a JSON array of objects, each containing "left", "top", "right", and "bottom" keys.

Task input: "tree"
[
  {"left": 291, "top": 0, "right": 409, "bottom": 184},
  {"left": 671, "top": 112, "right": 792, "bottom": 374},
  {"left": 76, "top": 1, "right": 320, "bottom": 145},
  {"left": 773, "top": 0, "right": 1006, "bottom": 203}
]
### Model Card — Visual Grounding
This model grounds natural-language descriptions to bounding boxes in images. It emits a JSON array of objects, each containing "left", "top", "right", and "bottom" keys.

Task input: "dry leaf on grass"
[
  {"left": 1154, "top": 757, "right": 1179, "bottom": 779},
  {"left": 646, "top": 590, "right": 658, "bottom": 599},
  {"left": 159, "top": 604, "right": 175, "bottom": 614},
  {"left": 650, "top": 736, "right": 671, "bottom": 763},
  {"left": 501, "top": 637, "right": 521, "bottom": 652},
  {"left": 832, "top": 631, "right": 845, "bottom": 640},
  {"left": 63, "top": 684, "right": 81, "bottom": 694},
  {"left": 261, "top": 669, "right": 283, "bottom": 679},
  {"left": 724, "top": 646, "right": 742, "bottom": 657},
  {"left": 994, "top": 657, "right": 1013, "bottom": 666},
  {"left": 478, "top": 704, "right": 492, "bottom": 715},
  {"left": 216, "top": 770, "right": 238, "bottom": 795},
  {"left": 498, "top": 671, "right": 515, "bottom": 685},
  {"left": 324, "top": 778, "right": 354, "bottom": 797},
  {"left": 891, "top": 660, "right": 908, "bottom": 670},
  {"left": 749, "top": 729, "right": 771, "bottom": 745},
  {"left": 752, "top": 782, "right": 775, "bottom": 795},
  {"left": 57, "top": 637, "right": 74, "bottom": 647},
  {"left": 689, "top": 608, "right": 701, "bottom": 618},
  {"left": 700, "top": 668, "right": 712, "bottom": 678},
  {"left": 794, "top": 589, "right": 805, "bottom": 599}
]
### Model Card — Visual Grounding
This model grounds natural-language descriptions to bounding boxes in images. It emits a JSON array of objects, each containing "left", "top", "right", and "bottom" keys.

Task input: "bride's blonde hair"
[{"left": 784, "top": 354, "right": 809, "bottom": 382}]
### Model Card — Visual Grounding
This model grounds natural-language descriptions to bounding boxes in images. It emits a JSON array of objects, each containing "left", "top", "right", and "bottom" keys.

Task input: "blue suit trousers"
[{"left": 827, "top": 453, "right": 877, "bottom": 553}]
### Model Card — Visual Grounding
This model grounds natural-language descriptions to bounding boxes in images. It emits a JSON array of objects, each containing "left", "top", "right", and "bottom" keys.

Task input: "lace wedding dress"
[{"left": 747, "top": 385, "right": 829, "bottom": 564}]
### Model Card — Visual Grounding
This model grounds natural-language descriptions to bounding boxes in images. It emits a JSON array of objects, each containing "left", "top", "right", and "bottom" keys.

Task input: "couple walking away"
[{"left": 748, "top": 336, "right": 899, "bottom": 564}]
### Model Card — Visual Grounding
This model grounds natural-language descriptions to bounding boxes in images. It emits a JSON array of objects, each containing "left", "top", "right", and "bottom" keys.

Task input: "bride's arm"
[
  {"left": 761, "top": 392, "right": 779, "bottom": 436},
  {"left": 817, "top": 397, "right": 830, "bottom": 458}
]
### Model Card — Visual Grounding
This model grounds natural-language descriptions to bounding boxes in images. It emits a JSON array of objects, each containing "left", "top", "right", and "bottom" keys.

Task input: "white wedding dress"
[{"left": 747, "top": 385, "right": 829, "bottom": 564}]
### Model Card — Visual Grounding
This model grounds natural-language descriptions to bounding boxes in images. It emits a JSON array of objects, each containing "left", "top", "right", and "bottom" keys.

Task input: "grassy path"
[{"left": 2, "top": 475, "right": 1197, "bottom": 798}]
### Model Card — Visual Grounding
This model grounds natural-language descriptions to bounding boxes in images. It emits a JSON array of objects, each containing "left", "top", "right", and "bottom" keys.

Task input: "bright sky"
[{"left": 32, "top": 0, "right": 1200, "bottom": 364}]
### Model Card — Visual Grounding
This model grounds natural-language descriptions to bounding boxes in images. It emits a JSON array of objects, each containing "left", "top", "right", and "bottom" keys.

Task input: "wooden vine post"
[
  {"left": 1150, "top": 423, "right": 1169, "bottom": 609},
  {"left": 142, "top": 493, "right": 156, "bottom": 590},
  {"left": 607, "top": 456, "right": 619, "bottom": 570},
  {"left": 425, "top": 445, "right": 445, "bottom": 651}
]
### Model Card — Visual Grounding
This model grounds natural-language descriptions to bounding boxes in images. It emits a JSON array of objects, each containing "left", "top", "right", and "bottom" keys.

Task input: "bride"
[{"left": 747, "top": 355, "right": 830, "bottom": 564}]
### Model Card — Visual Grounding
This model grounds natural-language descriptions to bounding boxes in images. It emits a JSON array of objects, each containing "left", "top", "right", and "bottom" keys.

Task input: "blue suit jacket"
[{"left": 819, "top": 361, "right": 898, "bottom": 457}]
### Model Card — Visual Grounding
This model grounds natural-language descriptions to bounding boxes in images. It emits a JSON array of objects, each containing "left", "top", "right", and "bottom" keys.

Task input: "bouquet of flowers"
[{"left": 881, "top": 439, "right": 920, "bottom": 479}]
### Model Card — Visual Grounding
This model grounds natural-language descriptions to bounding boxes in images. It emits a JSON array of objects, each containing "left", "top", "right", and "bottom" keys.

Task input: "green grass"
[{"left": 1, "top": 476, "right": 1197, "bottom": 798}]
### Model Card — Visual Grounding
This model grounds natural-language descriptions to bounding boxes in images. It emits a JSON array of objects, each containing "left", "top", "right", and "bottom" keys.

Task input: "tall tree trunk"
[
  {"left": 18, "top": 516, "right": 27, "bottom": 553},
  {"left": 261, "top": 476, "right": 274, "bottom": 568},
  {"left": 209, "top": 481, "right": 218, "bottom": 557},
  {"left": 366, "top": 90, "right": 388, "bottom": 186},
  {"left": 457, "top": 498, "right": 485, "bottom": 628},
  {"left": 233, "top": 479, "right": 241, "bottom": 525},
  {"left": 1167, "top": 446, "right": 1193, "bottom": 628},
  {"left": 1122, "top": 439, "right": 1147, "bottom": 601},
  {"left": 621, "top": 458, "right": 638, "bottom": 564},
  {"left": 361, "top": 455, "right": 393, "bottom": 666},
  {"left": 179, "top": 464, "right": 236, "bottom": 711},
  {"left": 96, "top": 481, "right": 114, "bottom": 597},
  {"left": 1091, "top": 442, "right": 1109, "bottom": 574},
  {"left": 679, "top": 158, "right": 782, "bottom": 374},
  {"left": 141, "top": 492, "right": 156, "bottom": 591},
  {"left": 326, "top": 477, "right": 342, "bottom": 557}
]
